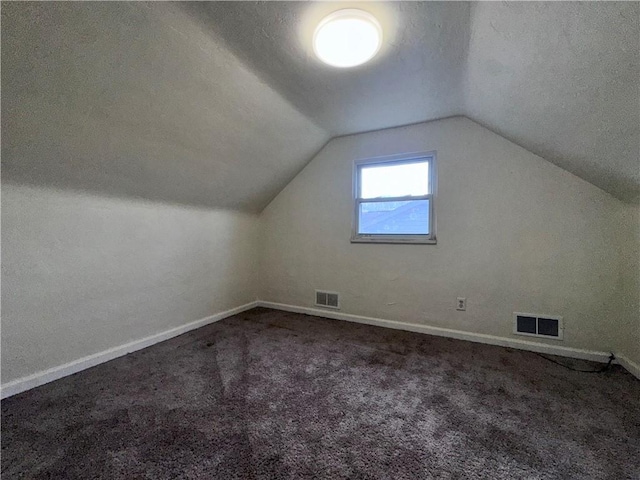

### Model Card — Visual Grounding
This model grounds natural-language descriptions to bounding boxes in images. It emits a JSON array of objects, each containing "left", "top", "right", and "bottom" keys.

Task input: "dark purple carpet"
[{"left": 2, "top": 307, "right": 639, "bottom": 479}]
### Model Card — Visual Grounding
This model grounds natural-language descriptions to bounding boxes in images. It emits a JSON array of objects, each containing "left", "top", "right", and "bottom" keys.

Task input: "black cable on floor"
[{"left": 534, "top": 352, "right": 615, "bottom": 373}]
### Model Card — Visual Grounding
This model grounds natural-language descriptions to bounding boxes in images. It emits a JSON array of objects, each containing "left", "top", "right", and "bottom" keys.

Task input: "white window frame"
[{"left": 351, "top": 151, "right": 437, "bottom": 244}]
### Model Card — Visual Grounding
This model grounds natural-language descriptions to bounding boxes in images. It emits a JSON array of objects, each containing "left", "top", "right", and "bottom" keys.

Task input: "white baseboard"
[
  {"left": 616, "top": 354, "right": 640, "bottom": 380},
  {"left": 4, "top": 300, "right": 634, "bottom": 399},
  {"left": 1, "top": 301, "right": 258, "bottom": 399},
  {"left": 257, "top": 301, "right": 615, "bottom": 364}
]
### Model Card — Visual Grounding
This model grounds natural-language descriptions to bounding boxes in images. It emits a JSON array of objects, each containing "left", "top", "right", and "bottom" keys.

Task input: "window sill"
[{"left": 350, "top": 236, "right": 437, "bottom": 245}]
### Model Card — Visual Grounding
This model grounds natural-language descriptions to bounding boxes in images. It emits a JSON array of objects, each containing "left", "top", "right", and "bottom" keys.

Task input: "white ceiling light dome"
[{"left": 313, "top": 9, "right": 383, "bottom": 68}]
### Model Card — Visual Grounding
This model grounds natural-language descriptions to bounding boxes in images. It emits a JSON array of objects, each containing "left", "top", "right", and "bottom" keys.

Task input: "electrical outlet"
[{"left": 456, "top": 297, "right": 466, "bottom": 311}]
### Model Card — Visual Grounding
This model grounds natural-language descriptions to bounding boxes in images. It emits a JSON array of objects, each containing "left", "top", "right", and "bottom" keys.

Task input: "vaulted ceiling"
[
  {"left": 181, "top": 1, "right": 470, "bottom": 135},
  {"left": 3, "top": 2, "right": 639, "bottom": 210}
]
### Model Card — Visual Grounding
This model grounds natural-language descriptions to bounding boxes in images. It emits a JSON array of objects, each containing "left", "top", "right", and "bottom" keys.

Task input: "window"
[{"left": 352, "top": 152, "right": 436, "bottom": 244}]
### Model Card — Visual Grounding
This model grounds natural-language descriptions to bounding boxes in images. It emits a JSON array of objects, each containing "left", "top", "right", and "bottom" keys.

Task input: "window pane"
[
  {"left": 358, "top": 199, "right": 430, "bottom": 235},
  {"left": 360, "top": 160, "right": 429, "bottom": 199}
]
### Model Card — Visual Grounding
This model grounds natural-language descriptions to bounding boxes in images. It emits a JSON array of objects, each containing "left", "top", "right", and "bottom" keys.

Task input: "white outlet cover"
[{"left": 456, "top": 297, "right": 466, "bottom": 311}]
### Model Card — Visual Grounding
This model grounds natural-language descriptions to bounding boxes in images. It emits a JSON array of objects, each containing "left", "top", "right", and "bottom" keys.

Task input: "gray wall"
[
  {"left": 2, "top": 184, "right": 259, "bottom": 383},
  {"left": 2, "top": 118, "right": 637, "bottom": 386},
  {"left": 259, "top": 117, "right": 634, "bottom": 354},
  {"left": 618, "top": 204, "right": 640, "bottom": 365}
]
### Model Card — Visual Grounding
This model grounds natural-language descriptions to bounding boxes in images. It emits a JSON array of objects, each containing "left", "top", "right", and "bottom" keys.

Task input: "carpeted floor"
[{"left": 2, "top": 307, "right": 639, "bottom": 479}]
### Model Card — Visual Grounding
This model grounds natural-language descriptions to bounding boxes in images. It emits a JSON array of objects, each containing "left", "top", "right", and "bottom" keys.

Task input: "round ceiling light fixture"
[{"left": 313, "top": 9, "right": 383, "bottom": 68}]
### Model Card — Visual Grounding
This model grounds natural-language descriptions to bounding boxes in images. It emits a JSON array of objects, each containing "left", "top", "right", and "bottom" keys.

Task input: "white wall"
[
  {"left": 1, "top": 183, "right": 259, "bottom": 384},
  {"left": 618, "top": 204, "right": 640, "bottom": 366},
  {"left": 260, "top": 117, "right": 631, "bottom": 353},
  {"left": 3, "top": 117, "right": 636, "bottom": 386}
]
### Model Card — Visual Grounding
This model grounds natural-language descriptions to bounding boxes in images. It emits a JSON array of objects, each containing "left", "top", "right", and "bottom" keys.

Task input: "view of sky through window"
[{"left": 360, "top": 161, "right": 429, "bottom": 199}]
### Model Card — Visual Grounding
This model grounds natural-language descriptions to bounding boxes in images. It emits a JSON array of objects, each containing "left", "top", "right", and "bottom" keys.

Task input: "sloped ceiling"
[
  {"left": 181, "top": 1, "right": 470, "bottom": 136},
  {"left": 465, "top": 2, "right": 639, "bottom": 203},
  {"left": 183, "top": 1, "right": 639, "bottom": 203},
  {"left": 3, "top": 2, "right": 639, "bottom": 209},
  {"left": 1, "top": 2, "right": 328, "bottom": 211}
]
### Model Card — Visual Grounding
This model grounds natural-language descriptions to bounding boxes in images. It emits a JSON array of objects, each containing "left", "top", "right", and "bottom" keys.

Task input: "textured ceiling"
[
  {"left": 3, "top": 2, "right": 639, "bottom": 208},
  {"left": 465, "top": 2, "right": 639, "bottom": 203},
  {"left": 2, "top": 2, "right": 328, "bottom": 211},
  {"left": 183, "top": 1, "right": 640, "bottom": 203},
  {"left": 181, "top": 1, "right": 470, "bottom": 136}
]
